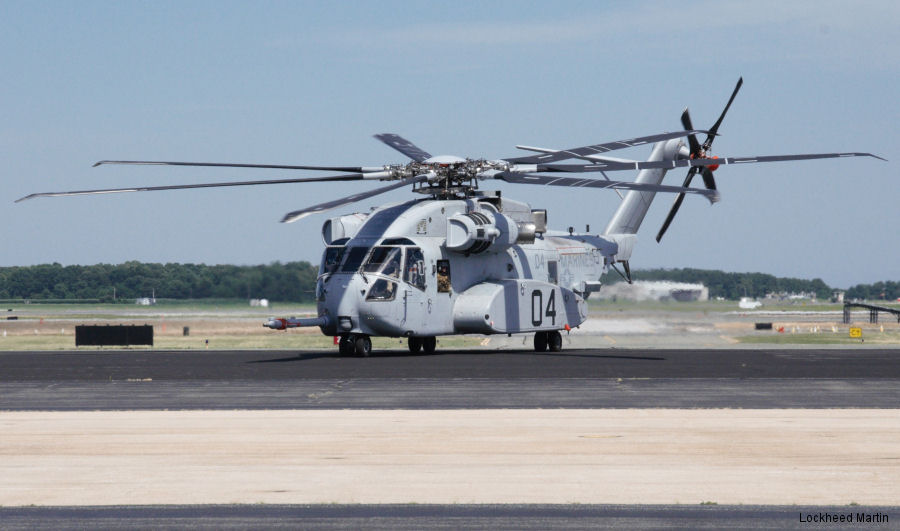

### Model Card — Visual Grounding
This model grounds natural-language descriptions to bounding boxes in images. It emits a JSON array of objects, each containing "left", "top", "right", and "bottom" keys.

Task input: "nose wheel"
[
  {"left": 533, "top": 331, "right": 563, "bottom": 352},
  {"left": 338, "top": 334, "right": 372, "bottom": 357}
]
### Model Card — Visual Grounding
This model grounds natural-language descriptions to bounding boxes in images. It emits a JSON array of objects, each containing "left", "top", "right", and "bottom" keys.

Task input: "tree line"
[
  {"left": 0, "top": 262, "right": 896, "bottom": 303},
  {"left": 844, "top": 281, "right": 900, "bottom": 302},
  {"left": 602, "top": 268, "right": 899, "bottom": 301},
  {"left": 0, "top": 262, "right": 319, "bottom": 302}
]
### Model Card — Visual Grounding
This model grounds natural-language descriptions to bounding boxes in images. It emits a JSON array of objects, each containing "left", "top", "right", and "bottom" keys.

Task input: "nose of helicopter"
[{"left": 319, "top": 273, "right": 368, "bottom": 335}]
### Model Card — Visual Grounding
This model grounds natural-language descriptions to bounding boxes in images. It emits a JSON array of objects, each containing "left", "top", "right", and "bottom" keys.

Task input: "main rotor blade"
[
  {"left": 94, "top": 160, "right": 379, "bottom": 173},
  {"left": 504, "top": 130, "right": 709, "bottom": 164},
  {"left": 373, "top": 133, "right": 433, "bottom": 163},
  {"left": 538, "top": 152, "right": 884, "bottom": 173},
  {"left": 15, "top": 173, "right": 370, "bottom": 203},
  {"left": 280, "top": 175, "right": 428, "bottom": 223},
  {"left": 704, "top": 77, "right": 743, "bottom": 150},
  {"left": 494, "top": 171, "right": 719, "bottom": 204}
]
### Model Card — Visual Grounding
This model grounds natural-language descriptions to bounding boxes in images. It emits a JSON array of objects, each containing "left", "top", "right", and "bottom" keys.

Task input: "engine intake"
[{"left": 446, "top": 210, "right": 535, "bottom": 254}]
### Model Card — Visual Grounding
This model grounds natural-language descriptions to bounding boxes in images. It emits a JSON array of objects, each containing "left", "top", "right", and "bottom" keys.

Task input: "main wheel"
[
  {"left": 548, "top": 330, "right": 563, "bottom": 352},
  {"left": 338, "top": 335, "right": 355, "bottom": 356},
  {"left": 408, "top": 337, "right": 423, "bottom": 354},
  {"left": 422, "top": 336, "right": 437, "bottom": 354},
  {"left": 533, "top": 331, "right": 548, "bottom": 352},
  {"left": 355, "top": 335, "right": 372, "bottom": 357}
]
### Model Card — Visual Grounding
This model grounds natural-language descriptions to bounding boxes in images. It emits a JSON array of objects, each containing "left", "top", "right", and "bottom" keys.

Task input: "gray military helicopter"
[{"left": 18, "top": 79, "right": 883, "bottom": 355}]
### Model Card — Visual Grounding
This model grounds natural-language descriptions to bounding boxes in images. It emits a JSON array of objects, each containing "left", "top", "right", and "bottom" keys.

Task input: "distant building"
[
  {"left": 598, "top": 281, "right": 708, "bottom": 302},
  {"left": 739, "top": 297, "right": 762, "bottom": 309}
]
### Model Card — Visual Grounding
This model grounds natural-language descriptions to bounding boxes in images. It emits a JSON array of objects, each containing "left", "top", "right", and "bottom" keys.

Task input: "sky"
[{"left": 2, "top": 0, "right": 897, "bottom": 288}]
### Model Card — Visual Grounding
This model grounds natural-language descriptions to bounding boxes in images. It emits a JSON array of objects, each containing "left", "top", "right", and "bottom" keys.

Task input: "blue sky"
[{"left": 3, "top": 1, "right": 897, "bottom": 288}]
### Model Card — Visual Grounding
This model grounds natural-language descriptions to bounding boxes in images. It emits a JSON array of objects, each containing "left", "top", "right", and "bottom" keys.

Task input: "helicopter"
[{"left": 18, "top": 78, "right": 883, "bottom": 356}]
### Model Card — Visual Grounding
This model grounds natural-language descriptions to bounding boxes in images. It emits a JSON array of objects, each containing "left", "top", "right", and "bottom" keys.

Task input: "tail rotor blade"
[
  {"left": 656, "top": 167, "right": 699, "bottom": 242},
  {"left": 656, "top": 192, "right": 687, "bottom": 243},
  {"left": 700, "top": 166, "right": 716, "bottom": 190},
  {"left": 705, "top": 77, "right": 743, "bottom": 150},
  {"left": 681, "top": 108, "right": 701, "bottom": 156}
]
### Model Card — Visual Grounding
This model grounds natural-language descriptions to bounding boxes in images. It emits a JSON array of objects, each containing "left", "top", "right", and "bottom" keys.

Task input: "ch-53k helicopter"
[{"left": 19, "top": 79, "right": 883, "bottom": 356}]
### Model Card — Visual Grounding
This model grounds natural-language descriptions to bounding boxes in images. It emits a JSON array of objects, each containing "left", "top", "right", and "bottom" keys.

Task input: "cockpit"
[{"left": 317, "top": 239, "right": 426, "bottom": 302}]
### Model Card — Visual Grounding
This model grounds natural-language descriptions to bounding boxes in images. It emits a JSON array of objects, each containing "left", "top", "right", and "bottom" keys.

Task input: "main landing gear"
[
  {"left": 407, "top": 336, "right": 437, "bottom": 354},
  {"left": 338, "top": 334, "right": 372, "bottom": 357},
  {"left": 338, "top": 334, "right": 438, "bottom": 356},
  {"left": 533, "top": 330, "right": 563, "bottom": 352}
]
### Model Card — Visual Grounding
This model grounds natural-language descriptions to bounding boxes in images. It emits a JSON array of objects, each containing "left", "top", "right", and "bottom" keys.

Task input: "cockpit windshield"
[
  {"left": 340, "top": 247, "right": 370, "bottom": 273},
  {"left": 363, "top": 246, "right": 402, "bottom": 278}
]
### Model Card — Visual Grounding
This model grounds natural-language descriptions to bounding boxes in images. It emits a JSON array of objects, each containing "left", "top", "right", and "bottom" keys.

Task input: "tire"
[
  {"left": 338, "top": 335, "right": 355, "bottom": 356},
  {"left": 408, "top": 337, "right": 423, "bottom": 354},
  {"left": 422, "top": 336, "right": 437, "bottom": 354},
  {"left": 548, "top": 330, "right": 563, "bottom": 352},
  {"left": 533, "top": 331, "right": 548, "bottom": 352},
  {"left": 355, "top": 335, "right": 372, "bottom": 357}
]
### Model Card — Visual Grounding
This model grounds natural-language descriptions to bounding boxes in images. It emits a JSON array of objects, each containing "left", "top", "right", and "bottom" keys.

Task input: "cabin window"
[
  {"left": 340, "top": 246, "right": 369, "bottom": 273},
  {"left": 548, "top": 260, "right": 558, "bottom": 285},
  {"left": 320, "top": 246, "right": 345, "bottom": 275},
  {"left": 404, "top": 247, "right": 426, "bottom": 291},
  {"left": 366, "top": 279, "right": 397, "bottom": 301},
  {"left": 437, "top": 260, "right": 451, "bottom": 293},
  {"left": 363, "top": 246, "right": 401, "bottom": 278}
]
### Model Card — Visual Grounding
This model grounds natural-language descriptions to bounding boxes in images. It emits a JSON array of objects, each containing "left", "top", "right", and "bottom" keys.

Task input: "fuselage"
[{"left": 314, "top": 194, "right": 630, "bottom": 338}]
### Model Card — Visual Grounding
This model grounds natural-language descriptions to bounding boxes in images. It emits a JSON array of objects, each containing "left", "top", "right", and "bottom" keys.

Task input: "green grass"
[
  {"left": 2, "top": 300, "right": 317, "bottom": 321},
  {"left": 0, "top": 333, "right": 484, "bottom": 351}
]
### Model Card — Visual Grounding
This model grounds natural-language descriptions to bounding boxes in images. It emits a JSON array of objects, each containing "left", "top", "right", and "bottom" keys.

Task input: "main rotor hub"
[{"left": 391, "top": 157, "right": 508, "bottom": 198}]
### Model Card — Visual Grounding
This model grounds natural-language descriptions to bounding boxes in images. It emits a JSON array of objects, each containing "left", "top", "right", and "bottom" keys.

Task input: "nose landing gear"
[
  {"left": 533, "top": 330, "right": 563, "bottom": 352},
  {"left": 338, "top": 334, "right": 372, "bottom": 357}
]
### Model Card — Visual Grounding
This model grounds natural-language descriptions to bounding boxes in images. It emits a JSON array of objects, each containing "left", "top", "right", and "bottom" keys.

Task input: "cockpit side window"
[
  {"left": 363, "top": 246, "right": 402, "bottom": 278},
  {"left": 321, "top": 247, "right": 345, "bottom": 275},
  {"left": 366, "top": 279, "right": 397, "bottom": 301},
  {"left": 404, "top": 247, "right": 426, "bottom": 290},
  {"left": 340, "top": 247, "right": 370, "bottom": 273}
]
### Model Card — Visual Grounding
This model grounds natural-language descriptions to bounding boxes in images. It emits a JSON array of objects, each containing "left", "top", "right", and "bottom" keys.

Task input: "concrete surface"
[{"left": 3, "top": 409, "right": 898, "bottom": 506}]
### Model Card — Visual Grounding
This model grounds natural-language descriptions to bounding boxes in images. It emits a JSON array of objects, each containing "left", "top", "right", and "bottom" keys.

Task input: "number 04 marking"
[{"left": 531, "top": 289, "right": 557, "bottom": 327}]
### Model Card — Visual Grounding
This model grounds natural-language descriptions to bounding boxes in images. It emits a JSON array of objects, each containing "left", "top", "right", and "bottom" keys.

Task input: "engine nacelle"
[
  {"left": 321, "top": 213, "right": 369, "bottom": 244},
  {"left": 446, "top": 210, "right": 536, "bottom": 254}
]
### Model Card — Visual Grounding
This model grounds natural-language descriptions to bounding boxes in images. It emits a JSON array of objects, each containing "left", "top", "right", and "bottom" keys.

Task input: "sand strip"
[{"left": 2, "top": 409, "right": 898, "bottom": 506}]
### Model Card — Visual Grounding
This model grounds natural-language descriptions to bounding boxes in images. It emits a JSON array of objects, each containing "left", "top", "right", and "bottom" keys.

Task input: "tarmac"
[{"left": 2, "top": 347, "right": 898, "bottom": 527}]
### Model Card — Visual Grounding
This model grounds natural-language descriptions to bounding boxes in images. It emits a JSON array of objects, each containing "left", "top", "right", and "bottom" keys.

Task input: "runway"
[
  {"left": 2, "top": 348, "right": 899, "bottom": 410},
  {"left": 2, "top": 504, "right": 894, "bottom": 530},
  {"left": 5, "top": 347, "right": 900, "bottom": 380},
  {"left": 3, "top": 347, "right": 899, "bottom": 525}
]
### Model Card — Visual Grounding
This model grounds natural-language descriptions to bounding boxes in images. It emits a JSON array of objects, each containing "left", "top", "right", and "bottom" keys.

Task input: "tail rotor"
[{"left": 656, "top": 77, "right": 743, "bottom": 242}]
